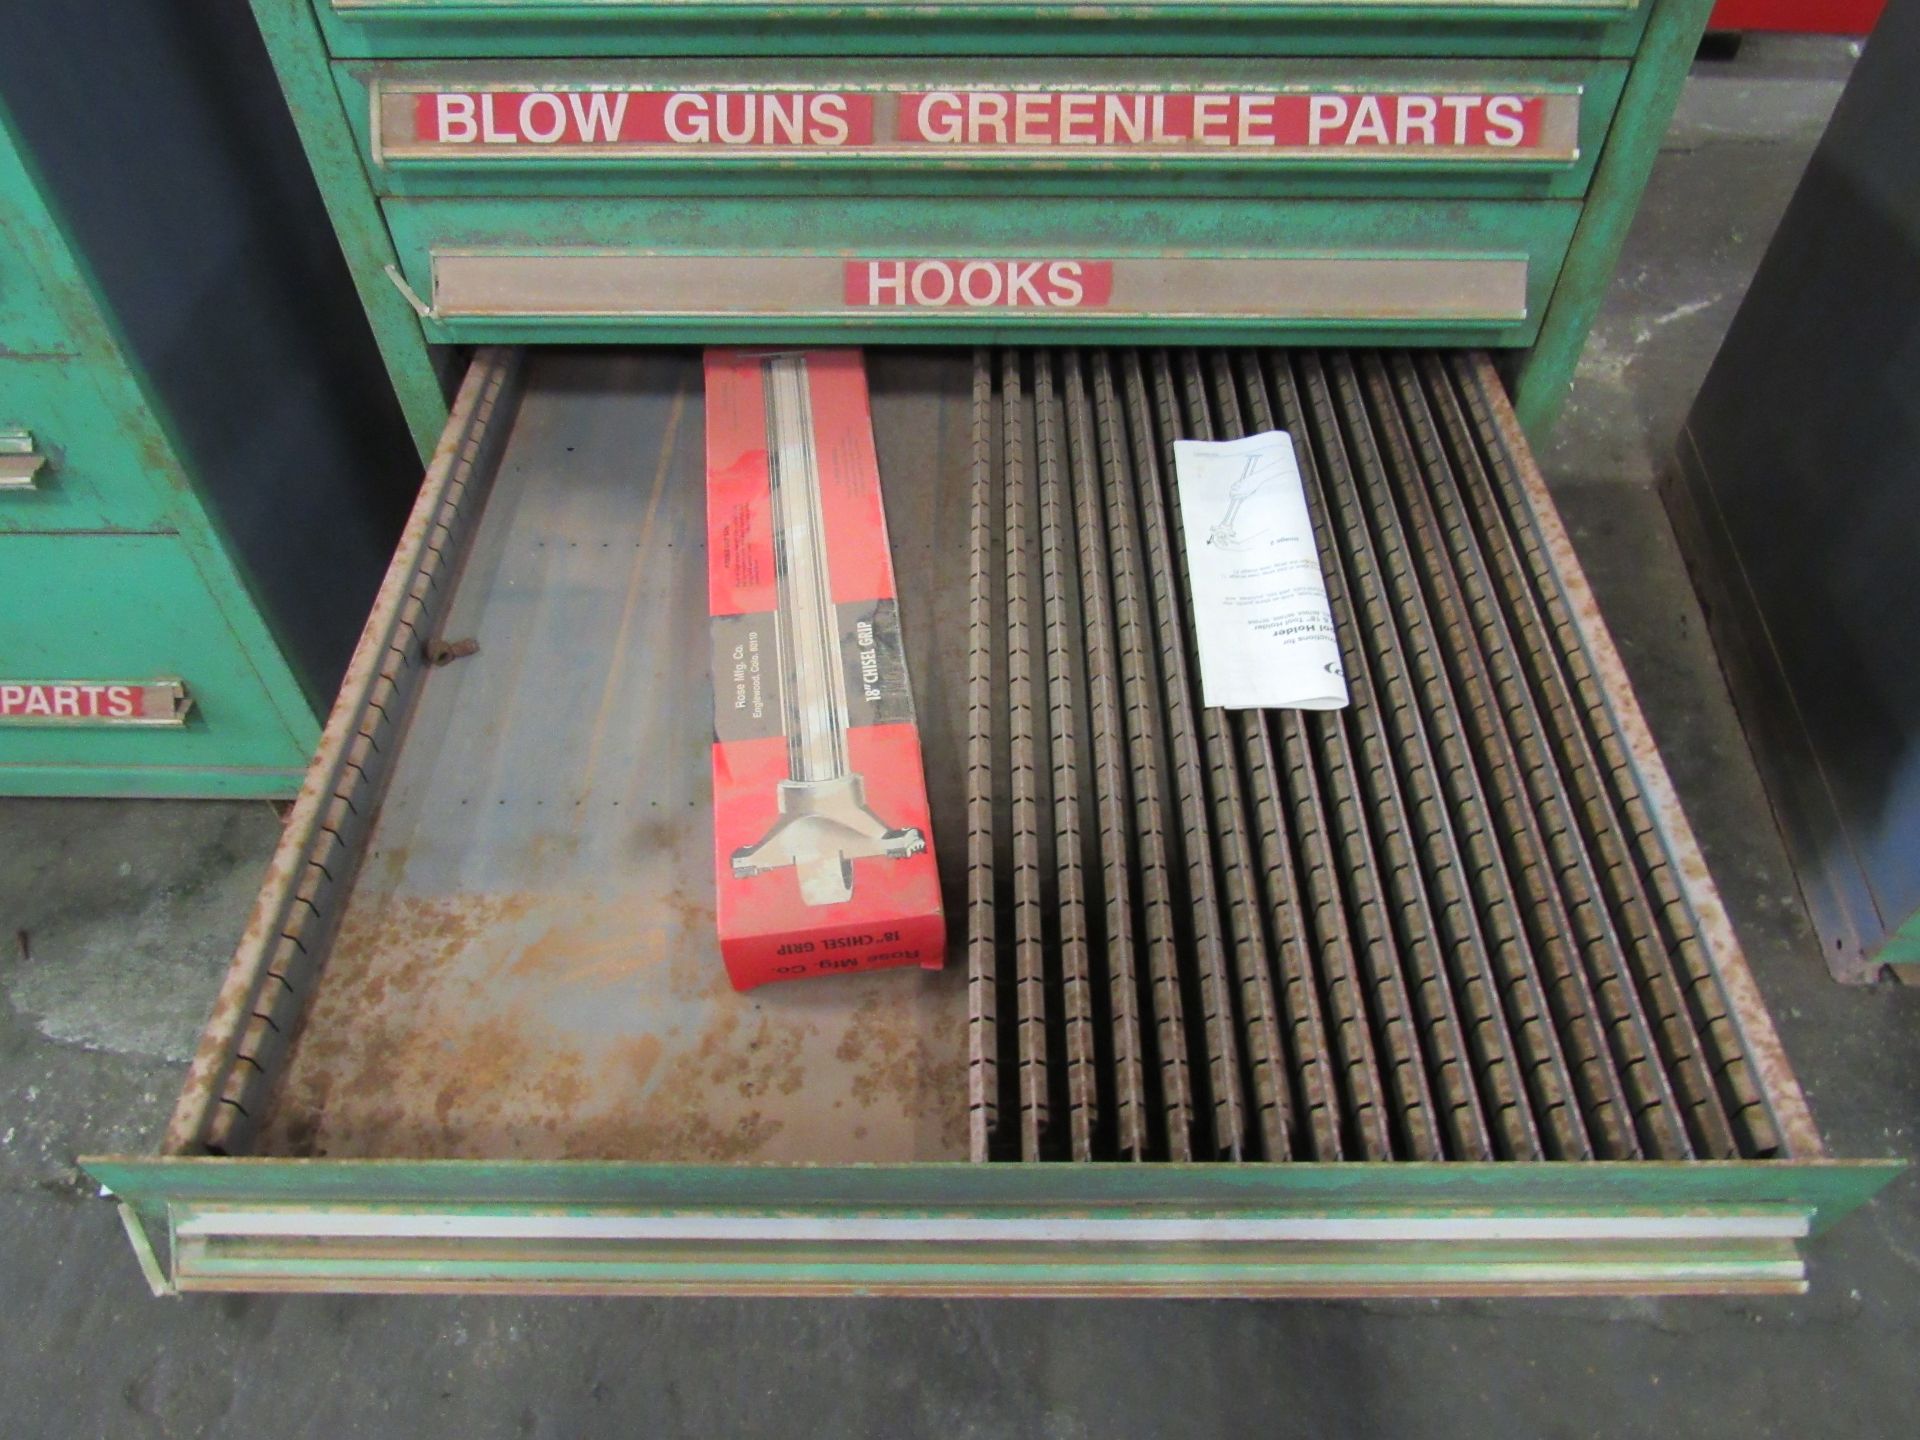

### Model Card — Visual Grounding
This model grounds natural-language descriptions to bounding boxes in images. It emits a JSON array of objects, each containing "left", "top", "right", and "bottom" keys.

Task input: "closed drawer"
[
  {"left": 315, "top": 0, "right": 1652, "bottom": 61},
  {"left": 346, "top": 59, "right": 1629, "bottom": 201},
  {"left": 0, "top": 534, "right": 315, "bottom": 789},
  {"left": 0, "top": 355, "right": 179, "bottom": 533},
  {"left": 382, "top": 195, "right": 1582, "bottom": 349}
]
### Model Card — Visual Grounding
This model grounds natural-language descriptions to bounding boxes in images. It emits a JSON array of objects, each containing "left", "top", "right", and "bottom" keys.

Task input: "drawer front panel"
[
  {"left": 316, "top": 0, "right": 1652, "bottom": 60},
  {"left": 0, "top": 356, "right": 179, "bottom": 533},
  {"left": 383, "top": 196, "right": 1581, "bottom": 347},
  {"left": 0, "top": 534, "right": 314, "bottom": 787},
  {"left": 346, "top": 60, "right": 1628, "bottom": 200}
]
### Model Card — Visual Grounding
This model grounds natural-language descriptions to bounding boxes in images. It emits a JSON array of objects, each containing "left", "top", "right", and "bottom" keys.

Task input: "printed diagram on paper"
[{"left": 1174, "top": 430, "right": 1350, "bottom": 712}]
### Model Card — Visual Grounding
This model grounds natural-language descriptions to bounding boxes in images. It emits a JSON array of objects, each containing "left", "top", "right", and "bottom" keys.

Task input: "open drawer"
[
  {"left": 311, "top": 0, "right": 1654, "bottom": 60},
  {"left": 85, "top": 347, "right": 1899, "bottom": 1297}
]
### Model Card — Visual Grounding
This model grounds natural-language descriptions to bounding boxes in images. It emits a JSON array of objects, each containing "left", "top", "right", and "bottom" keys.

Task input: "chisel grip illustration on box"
[{"left": 731, "top": 356, "right": 926, "bottom": 906}]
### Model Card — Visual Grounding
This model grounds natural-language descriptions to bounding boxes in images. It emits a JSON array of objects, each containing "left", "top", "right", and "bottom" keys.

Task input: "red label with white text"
[
  {"left": 399, "top": 86, "right": 1559, "bottom": 156},
  {"left": 1, "top": 682, "right": 154, "bottom": 722},
  {"left": 416, "top": 91, "right": 876, "bottom": 147},
  {"left": 894, "top": 91, "right": 1545, "bottom": 149},
  {"left": 844, "top": 259, "right": 1114, "bottom": 309}
]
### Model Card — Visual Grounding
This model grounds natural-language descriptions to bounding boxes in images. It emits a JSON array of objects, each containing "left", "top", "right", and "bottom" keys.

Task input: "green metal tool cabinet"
[
  {"left": 84, "top": 0, "right": 1903, "bottom": 1296},
  {"left": 248, "top": 0, "right": 1706, "bottom": 452},
  {"left": 0, "top": 4, "right": 416, "bottom": 799}
]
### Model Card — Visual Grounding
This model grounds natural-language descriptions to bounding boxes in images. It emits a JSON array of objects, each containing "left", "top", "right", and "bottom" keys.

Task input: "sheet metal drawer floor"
[
  {"left": 252, "top": 349, "right": 973, "bottom": 1166},
  {"left": 84, "top": 347, "right": 1900, "bottom": 1297}
]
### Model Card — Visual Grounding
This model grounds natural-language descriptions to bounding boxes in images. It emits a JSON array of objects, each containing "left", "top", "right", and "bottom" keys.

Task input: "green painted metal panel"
[
  {"left": 313, "top": 0, "right": 1654, "bottom": 60},
  {"left": 82, "top": 1156, "right": 1903, "bottom": 1294},
  {"left": 1879, "top": 912, "right": 1920, "bottom": 968},
  {"left": 248, "top": 0, "right": 453, "bottom": 459},
  {"left": 338, "top": 59, "right": 1629, "bottom": 201},
  {"left": 0, "top": 87, "right": 336, "bottom": 797},
  {"left": 0, "top": 763, "right": 318, "bottom": 801},
  {"left": 1509, "top": 0, "right": 1713, "bottom": 434},
  {"left": 239, "top": 0, "right": 1702, "bottom": 449},
  {"left": 168, "top": 1251, "right": 1812, "bottom": 1296},
  {"left": 382, "top": 194, "right": 1579, "bottom": 347},
  {"left": 0, "top": 535, "right": 315, "bottom": 792},
  {"left": 0, "top": 123, "right": 83, "bottom": 359},
  {"left": 0, "top": 356, "right": 180, "bottom": 534},
  {"left": 84, "top": 1156, "right": 1905, "bottom": 1222}
]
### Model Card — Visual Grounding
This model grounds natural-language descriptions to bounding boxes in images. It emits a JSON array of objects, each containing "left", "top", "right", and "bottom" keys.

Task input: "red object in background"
[{"left": 1708, "top": 0, "right": 1884, "bottom": 34}]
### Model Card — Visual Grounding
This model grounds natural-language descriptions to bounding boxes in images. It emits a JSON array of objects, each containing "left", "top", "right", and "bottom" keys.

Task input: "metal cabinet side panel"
[
  {"left": 1664, "top": 0, "right": 1920, "bottom": 976},
  {"left": 0, "top": 93, "right": 323, "bottom": 796},
  {"left": 0, "top": 535, "right": 316, "bottom": 792},
  {"left": 247, "top": 0, "right": 452, "bottom": 459},
  {"left": 0, "top": 0, "right": 427, "bottom": 706},
  {"left": 1508, "top": 0, "right": 1715, "bottom": 435},
  {"left": 0, "top": 356, "right": 180, "bottom": 534},
  {"left": 0, "top": 116, "right": 83, "bottom": 358}
]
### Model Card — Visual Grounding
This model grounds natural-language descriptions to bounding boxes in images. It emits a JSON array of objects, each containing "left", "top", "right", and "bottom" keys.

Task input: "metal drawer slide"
[{"left": 83, "top": 345, "right": 1899, "bottom": 1297}]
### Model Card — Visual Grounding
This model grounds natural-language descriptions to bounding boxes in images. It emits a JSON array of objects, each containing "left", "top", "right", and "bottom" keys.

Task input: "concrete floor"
[{"left": 4, "top": 36, "right": 1917, "bottom": 1439}]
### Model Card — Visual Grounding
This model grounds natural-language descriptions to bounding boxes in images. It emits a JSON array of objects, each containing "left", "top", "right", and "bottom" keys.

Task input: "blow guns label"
[
  {"left": 396, "top": 85, "right": 1570, "bottom": 159},
  {"left": 419, "top": 91, "right": 875, "bottom": 148}
]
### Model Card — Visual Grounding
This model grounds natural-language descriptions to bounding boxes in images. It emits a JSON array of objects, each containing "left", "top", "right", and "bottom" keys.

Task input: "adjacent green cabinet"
[{"left": 0, "top": 4, "right": 420, "bottom": 797}]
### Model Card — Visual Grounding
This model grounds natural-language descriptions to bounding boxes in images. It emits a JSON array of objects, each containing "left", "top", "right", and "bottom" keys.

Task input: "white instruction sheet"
[{"left": 1173, "top": 430, "right": 1349, "bottom": 711}]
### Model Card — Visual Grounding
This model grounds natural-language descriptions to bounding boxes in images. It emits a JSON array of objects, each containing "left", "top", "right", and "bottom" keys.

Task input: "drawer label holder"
[
  {"left": 429, "top": 252, "right": 1529, "bottom": 325},
  {"left": 380, "top": 82, "right": 1580, "bottom": 165},
  {"left": 0, "top": 679, "right": 194, "bottom": 727},
  {"left": 0, "top": 429, "right": 47, "bottom": 492}
]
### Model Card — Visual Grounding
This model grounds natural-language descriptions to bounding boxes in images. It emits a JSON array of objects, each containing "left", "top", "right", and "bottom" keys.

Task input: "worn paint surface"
[{"left": 81, "top": 346, "right": 1905, "bottom": 1299}]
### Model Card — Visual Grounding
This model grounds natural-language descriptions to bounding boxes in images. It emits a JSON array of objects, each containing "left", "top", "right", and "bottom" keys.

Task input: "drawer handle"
[
  {"left": 0, "top": 679, "right": 194, "bottom": 727},
  {"left": 0, "top": 429, "right": 45, "bottom": 492}
]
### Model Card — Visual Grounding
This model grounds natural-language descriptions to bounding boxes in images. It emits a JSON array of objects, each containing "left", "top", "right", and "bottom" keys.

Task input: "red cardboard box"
[{"left": 705, "top": 349, "right": 945, "bottom": 990}]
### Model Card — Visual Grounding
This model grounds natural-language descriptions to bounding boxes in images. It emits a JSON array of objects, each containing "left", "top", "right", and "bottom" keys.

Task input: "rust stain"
[
  {"left": 251, "top": 883, "right": 966, "bottom": 1165},
  {"left": 832, "top": 987, "right": 970, "bottom": 1154},
  {"left": 615, "top": 1035, "right": 663, "bottom": 1090}
]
